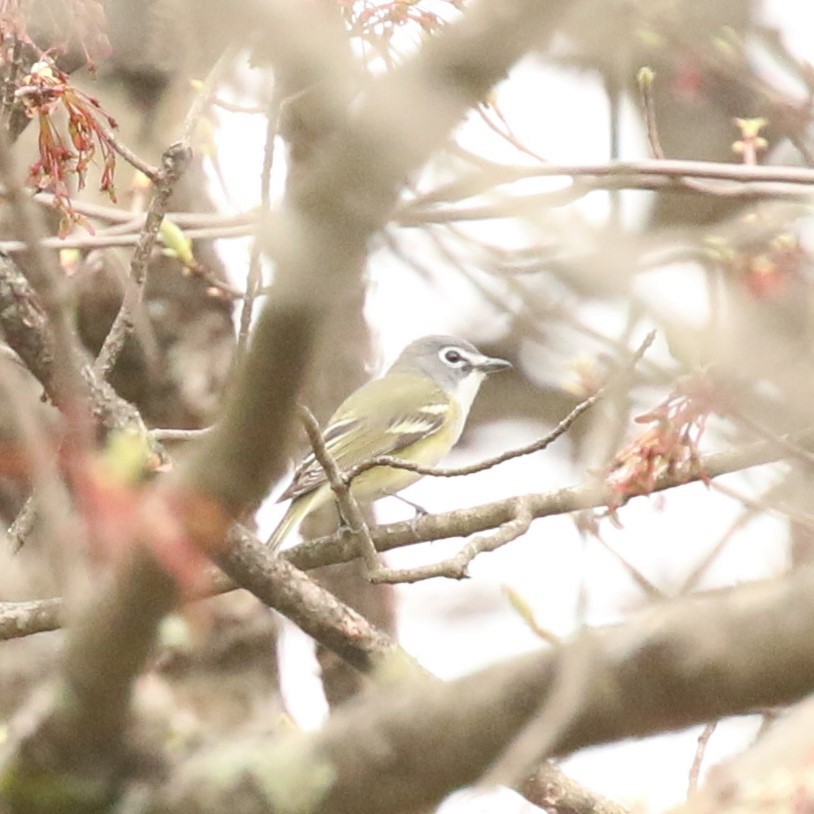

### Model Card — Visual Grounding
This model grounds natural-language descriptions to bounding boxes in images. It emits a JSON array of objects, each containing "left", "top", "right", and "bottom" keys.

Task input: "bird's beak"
[{"left": 475, "top": 354, "right": 512, "bottom": 374}]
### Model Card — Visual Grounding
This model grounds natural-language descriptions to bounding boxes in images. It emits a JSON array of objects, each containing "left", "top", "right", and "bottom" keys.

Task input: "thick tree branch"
[
  {"left": 0, "top": 250, "right": 149, "bottom": 551},
  {"left": 0, "top": 233, "right": 145, "bottom": 436},
  {"left": 151, "top": 564, "right": 814, "bottom": 814},
  {"left": 215, "top": 527, "right": 415, "bottom": 674}
]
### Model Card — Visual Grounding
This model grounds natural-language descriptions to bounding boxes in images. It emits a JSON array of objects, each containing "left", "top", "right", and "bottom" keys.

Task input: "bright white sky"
[{"left": 210, "top": 3, "right": 814, "bottom": 811}]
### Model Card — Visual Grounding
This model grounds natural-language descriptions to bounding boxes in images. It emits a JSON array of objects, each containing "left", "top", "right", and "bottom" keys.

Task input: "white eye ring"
[{"left": 441, "top": 347, "right": 466, "bottom": 366}]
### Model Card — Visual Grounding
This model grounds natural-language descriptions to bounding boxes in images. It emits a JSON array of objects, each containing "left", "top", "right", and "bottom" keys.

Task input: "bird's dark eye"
[{"left": 443, "top": 349, "right": 464, "bottom": 365}]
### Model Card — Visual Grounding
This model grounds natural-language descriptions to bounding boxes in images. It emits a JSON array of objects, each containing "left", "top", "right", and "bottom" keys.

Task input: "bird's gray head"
[{"left": 389, "top": 335, "right": 511, "bottom": 406}]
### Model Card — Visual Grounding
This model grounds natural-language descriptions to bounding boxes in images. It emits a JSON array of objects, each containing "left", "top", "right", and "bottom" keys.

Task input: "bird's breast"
[{"left": 350, "top": 405, "right": 462, "bottom": 501}]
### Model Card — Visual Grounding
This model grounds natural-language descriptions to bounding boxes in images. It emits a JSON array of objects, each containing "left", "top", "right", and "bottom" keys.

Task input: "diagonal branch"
[
  {"left": 92, "top": 142, "right": 191, "bottom": 377},
  {"left": 298, "top": 405, "right": 381, "bottom": 573},
  {"left": 0, "top": 130, "right": 89, "bottom": 413},
  {"left": 153, "top": 563, "right": 814, "bottom": 814}
]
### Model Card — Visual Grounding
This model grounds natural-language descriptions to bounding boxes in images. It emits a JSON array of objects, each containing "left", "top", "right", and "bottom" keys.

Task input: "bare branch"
[
  {"left": 8, "top": 416, "right": 810, "bottom": 645},
  {"left": 636, "top": 68, "right": 664, "bottom": 160},
  {"left": 236, "top": 89, "right": 281, "bottom": 362},
  {"left": 0, "top": 221, "right": 255, "bottom": 253},
  {"left": 152, "top": 563, "right": 814, "bottom": 814},
  {"left": 521, "top": 761, "right": 631, "bottom": 814},
  {"left": 373, "top": 498, "right": 533, "bottom": 584},
  {"left": 92, "top": 114, "right": 159, "bottom": 181},
  {"left": 92, "top": 142, "right": 192, "bottom": 377},
  {"left": 0, "top": 250, "right": 150, "bottom": 551},
  {"left": 0, "top": 598, "right": 63, "bottom": 640},
  {"left": 419, "top": 157, "right": 814, "bottom": 193},
  {"left": 0, "top": 130, "right": 88, "bottom": 410},
  {"left": 216, "top": 525, "right": 419, "bottom": 674},
  {"left": 151, "top": 428, "right": 213, "bottom": 442},
  {"left": 688, "top": 722, "right": 717, "bottom": 797},
  {"left": 180, "top": 45, "right": 237, "bottom": 150},
  {"left": 298, "top": 405, "right": 381, "bottom": 573},
  {"left": 288, "top": 426, "right": 814, "bottom": 571}
]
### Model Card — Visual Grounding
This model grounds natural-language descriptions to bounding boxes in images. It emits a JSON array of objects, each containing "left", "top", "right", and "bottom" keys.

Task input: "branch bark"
[
  {"left": 287, "top": 428, "right": 813, "bottom": 571},
  {"left": 4, "top": 425, "right": 811, "bottom": 642},
  {"left": 151, "top": 564, "right": 814, "bottom": 814}
]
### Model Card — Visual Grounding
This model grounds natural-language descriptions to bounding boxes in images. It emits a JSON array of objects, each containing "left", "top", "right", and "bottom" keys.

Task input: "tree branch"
[
  {"left": 522, "top": 762, "right": 630, "bottom": 814},
  {"left": 0, "top": 129, "right": 89, "bottom": 414},
  {"left": 92, "top": 142, "right": 191, "bottom": 377},
  {"left": 407, "top": 157, "right": 814, "bottom": 212},
  {"left": 151, "top": 563, "right": 814, "bottom": 814},
  {"left": 288, "top": 427, "right": 814, "bottom": 572},
  {"left": 7, "top": 424, "right": 813, "bottom": 643}
]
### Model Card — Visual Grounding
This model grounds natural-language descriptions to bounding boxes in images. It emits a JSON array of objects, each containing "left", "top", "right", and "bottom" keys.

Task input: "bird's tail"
[{"left": 267, "top": 492, "right": 318, "bottom": 552}]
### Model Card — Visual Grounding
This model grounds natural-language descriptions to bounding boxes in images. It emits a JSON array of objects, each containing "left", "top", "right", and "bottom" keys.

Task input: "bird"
[{"left": 267, "top": 335, "right": 511, "bottom": 551}]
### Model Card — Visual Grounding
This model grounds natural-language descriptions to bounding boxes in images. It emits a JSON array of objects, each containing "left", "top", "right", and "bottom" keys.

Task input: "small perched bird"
[{"left": 267, "top": 335, "right": 511, "bottom": 551}]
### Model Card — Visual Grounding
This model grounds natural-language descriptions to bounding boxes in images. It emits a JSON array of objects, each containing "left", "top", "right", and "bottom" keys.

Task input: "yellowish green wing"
[{"left": 279, "top": 373, "right": 451, "bottom": 501}]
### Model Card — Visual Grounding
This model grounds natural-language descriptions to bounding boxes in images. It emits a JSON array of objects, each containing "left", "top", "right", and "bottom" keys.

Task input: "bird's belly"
[
  {"left": 350, "top": 422, "right": 461, "bottom": 502},
  {"left": 350, "top": 465, "right": 423, "bottom": 502}
]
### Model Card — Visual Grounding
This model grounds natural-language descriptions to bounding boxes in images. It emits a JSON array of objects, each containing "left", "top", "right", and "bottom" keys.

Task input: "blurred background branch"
[{"left": 2, "top": 0, "right": 814, "bottom": 812}]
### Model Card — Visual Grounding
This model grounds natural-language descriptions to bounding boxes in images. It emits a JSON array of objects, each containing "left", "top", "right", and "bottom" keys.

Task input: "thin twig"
[
  {"left": 151, "top": 427, "right": 213, "bottom": 442},
  {"left": 286, "top": 424, "right": 814, "bottom": 571},
  {"left": 371, "top": 498, "right": 533, "bottom": 583},
  {"left": 92, "top": 142, "right": 191, "bottom": 377},
  {"left": 345, "top": 330, "right": 656, "bottom": 483},
  {"left": 677, "top": 483, "right": 773, "bottom": 597},
  {"left": 606, "top": 73, "right": 622, "bottom": 229},
  {"left": 210, "top": 96, "right": 266, "bottom": 114},
  {"left": 593, "top": 536, "right": 667, "bottom": 600},
  {"left": 503, "top": 586, "right": 561, "bottom": 645},
  {"left": 237, "top": 89, "right": 282, "bottom": 362},
  {"left": 0, "top": 221, "right": 256, "bottom": 253},
  {"left": 298, "top": 405, "right": 381, "bottom": 574},
  {"left": 486, "top": 156, "right": 814, "bottom": 185},
  {"left": 8, "top": 497, "right": 36, "bottom": 552},
  {"left": 26, "top": 192, "right": 257, "bottom": 227},
  {"left": 403, "top": 157, "right": 814, "bottom": 216},
  {"left": 712, "top": 479, "right": 814, "bottom": 535},
  {"left": 733, "top": 408, "right": 814, "bottom": 468},
  {"left": 93, "top": 115, "right": 159, "bottom": 181},
  {"left": 687, "top": 722, "right": 717, "bottom": 796},
  {"left": 397, "top": 177, "right": 806, "bottom": 226},
  {"left": 181, "top": 45, "right": 238, "bottom": 149},
  {"left": 93, "top": 48, "right": 237, "bottom": 378},
  {"left": 637, "top": 67, "right": 664, "bottom": 160},
  {"left": 476, "top": 101, "right": 547, "bottom": 164}
]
